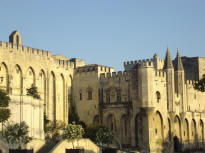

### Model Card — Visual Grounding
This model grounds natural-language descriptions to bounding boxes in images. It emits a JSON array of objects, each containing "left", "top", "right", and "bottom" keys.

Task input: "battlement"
[
  {"left": 186, "top": 80, "right": 198, "bottom": 86},
  {"left": 54, "top": 59, "right": 75, "bottom": 69},
  {"left": 154, "top": 69, "right": 166, "bottom": 78},
  {"left": 124, "top": 59, "right": 154, "bottom": 70},
  {"left": 75, "top": 66, "right": 98, "bottom": 73},
  {"left": 100, "top": 71, "right": 130, "bottom": 79},
  {"left": 0, "top": 41, "right": 51, "bottom": 57}
]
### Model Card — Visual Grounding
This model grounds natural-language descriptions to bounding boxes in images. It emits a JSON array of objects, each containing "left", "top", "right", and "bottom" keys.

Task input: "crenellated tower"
[
  {"left": 174, "top": 49, "right": 185, "bottom": 112},
  {"left": 163, "top": 48, "right": 175, "bottom": 112}
]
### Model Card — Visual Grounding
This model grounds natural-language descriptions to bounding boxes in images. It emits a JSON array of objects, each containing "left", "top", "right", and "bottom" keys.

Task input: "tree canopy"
[
  {"left": 194, "top": 75, "right": 205, "bottom": 92},
  {"left": 26, "top": 84, "right": 40, "bottom": 99},
  {"left": 63, "top": 122, "right": 84, "bottom": 148},
  {"left": 0, "top": 89, "right": 11, "bottom": 126},
  {"left": 2, "top": 121, "right": 32, "bottom": 148},
  {"left": 84, "top": 124, "right": 114, "bottom": 146}
]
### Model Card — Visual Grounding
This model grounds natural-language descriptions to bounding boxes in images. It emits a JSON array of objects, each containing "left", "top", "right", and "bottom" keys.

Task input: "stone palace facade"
[{"left": 0, "top": 31, "right": 205, "bottom": 153}]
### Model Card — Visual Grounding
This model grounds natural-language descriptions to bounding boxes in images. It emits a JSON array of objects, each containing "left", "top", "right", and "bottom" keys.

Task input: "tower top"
[
  {"left": 174, "top": 49, "right": 184, "bottom": 71},
  {"left": 163, "top": 47, "right": 173, "bottom": 69},
  {"left": 9, "top": 30, "right": 22, "bottom": 46}
]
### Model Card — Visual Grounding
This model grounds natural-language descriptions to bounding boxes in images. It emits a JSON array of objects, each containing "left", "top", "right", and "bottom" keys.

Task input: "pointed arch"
[
  {"left": 93, "top": 115, "right": 99, "bottom": 124},
  {"left": 155, "top": 111, "right": 164, "bottom": 141},
  {"left": 199, "top": 119, "right": 204, "bottom": 144},
  {"left": 191, "top": 119, "right": 197, "bottom": 144},
  {"left": 120, "top": 114, "right": 130, "bottom": 145},
  {"left": 173, "top": 115, "right": 181, "bottom": 152},
  {"left": 174, "top": 115, "right": 181, "bottom": 139},
  {"left": 0, "top": 62, "right": 9, "bottom": 92},
  {"left": 26, "top": 66, "right": 36, "bottom": 90},
  {"left": 107, "top": 114, "right": 116, "bottom": 132},
  {"left": 49, "top": 71, "right": 56, "bottom": 121},
  {"left": 184, "top": 118, "right": 189, "bottom": 143},
  {"left": 38, "top": 69, "right": 46, "bottom": 110},
  {"left": 12, "top": 64, "right": 23, "bottom": 95},
  {"left": 135, "top": 113, "right": 143, "bottom": 147},
  {"left": 56, "top": 73, "right": 65, "bottom": 121},
  {"left": 168, "top": 117, "right": 171, "bottom": 141}
]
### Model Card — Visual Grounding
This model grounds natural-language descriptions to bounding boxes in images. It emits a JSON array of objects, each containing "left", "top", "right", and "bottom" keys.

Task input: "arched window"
[
  {"left": 79, "top": 90, "right": 82, "bottom": 100},
  {"left": 93, "top": 115, "right": 99, "bottom": 124},
  {"left": 87, "top": 87, "right": 93, "bottom": 100},
  {"left": 106, "top": 90, "right": 110, "bottom": 103},
  {"left": 116, "top": 89, "right": 121, "bottom": 102},
  {"left": 156, "top": 91, "right": 161, "bottom": 102}
]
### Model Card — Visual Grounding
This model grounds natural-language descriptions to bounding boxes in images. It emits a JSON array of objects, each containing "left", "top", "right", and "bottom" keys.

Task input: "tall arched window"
[
  {"left": 87, "top": 87, "right": 93, "bottom": 100},
  {"left": 156, "top": 91, "right": 161, "bottom": 102}
]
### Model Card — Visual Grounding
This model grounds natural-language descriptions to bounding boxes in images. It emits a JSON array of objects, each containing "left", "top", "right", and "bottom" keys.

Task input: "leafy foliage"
[
  {"left": 83, "top": 124, "right": 101, "bottom": 143},
  {"left": 0, "top": 89, "right": 11, "bottom": 126},
  {"left": 194, "top": 75, "right": 205, "bottom": 92},
  {"left": 63, "top": 122, "right": 84, "bottom": 148},
  {"left": 0, "top": 89, "right": 10, "bottom": 107},
  {"left": 96, "top": 126, "right": 114, "bottom": 146},
  {"left": 84, "top": 124, "right": 114, "bottom": 146},
  {"left": 68, "top": 94, "right": 80, "bottom": 124},
  {"left": 45, "top": 120, "right": 66, "bottom": 141},
  {"left": 2, "top": 121, "right": 32, "bottom": 148},
  {"left": 26, "top": 84, "right": 40, "bottom": 99},
  {"left": 0, "top": 108, "right": 10, "bottom": 123}
]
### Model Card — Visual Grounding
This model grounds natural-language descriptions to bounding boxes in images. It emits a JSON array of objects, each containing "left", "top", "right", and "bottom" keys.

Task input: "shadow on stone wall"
[{"left": 161, "top": 133, "right": 205, "bottom": 153}]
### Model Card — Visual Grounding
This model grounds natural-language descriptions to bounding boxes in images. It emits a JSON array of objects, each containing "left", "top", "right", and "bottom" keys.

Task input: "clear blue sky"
[{"left": 0, "top": 0, "right": 204, "bottom": 71}]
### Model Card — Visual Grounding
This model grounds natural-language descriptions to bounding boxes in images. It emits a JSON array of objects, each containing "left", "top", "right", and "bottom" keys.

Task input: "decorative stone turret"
[
  {"left": 164, "top": 48, "right": 175, "bottom": 112},
  {"left": 174, "top": 49, "right": 185, "bottom": 112},
  {"left": 163, "top": 48, "right": 173, "bottom": 69},
  {"left": 9, "top": 30, "right": 22, "bottom": 47},
  {"left": 174, "top": 49, "right": 184, "bottom": 71}
]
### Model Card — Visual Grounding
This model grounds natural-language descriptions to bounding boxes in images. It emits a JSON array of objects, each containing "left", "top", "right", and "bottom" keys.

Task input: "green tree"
[
  {"left": 63, "top": 122, "right": 84, "bottom": 148},
  {"left": 96, "top": 126, "right": 114, "bottom": 146},
  {"left": 84, "top": 124, "right": 114, "bottom": 146},
  {"left": 194, "top": 75, "right": 205, "bottom": 92},
  {"left": 0, "top": 89, "right": 11, "bottom": 130},
  {"left": 2, "top": 121, "right": 32, "bottom": 149},
  {"left": 45, "top": 120, "right": 66, "bottom": 142},
  {"left": 26, "top": 84, "right": 40, "bottom": 99}
]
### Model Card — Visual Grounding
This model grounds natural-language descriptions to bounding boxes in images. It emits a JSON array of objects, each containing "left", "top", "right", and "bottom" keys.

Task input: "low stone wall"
[
  {"left": 0, "top": 139, "right": 45, "bottom": 153},
  {"left": 49, "top": 139, "right": 101, "bottom": 153}
]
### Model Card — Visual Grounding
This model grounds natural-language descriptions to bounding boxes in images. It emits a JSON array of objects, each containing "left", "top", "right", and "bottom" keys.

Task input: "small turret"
[
  {"left": 163, "top": 48, "right": 173, "bottom": 69},
  {"left": 174, "top": 49, "right": 184, "bottom": 71},
  {"left": 9, "top": 30, "right": 22, "bottom": 47}
]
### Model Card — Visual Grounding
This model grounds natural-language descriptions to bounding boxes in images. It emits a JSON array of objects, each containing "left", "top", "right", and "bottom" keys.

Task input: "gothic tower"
[
  {"left": 163, "top": 48, "right": 175, "bottom": 112},
  {"left": 174, "top": 49, "right": 185, "bottom": 112}
]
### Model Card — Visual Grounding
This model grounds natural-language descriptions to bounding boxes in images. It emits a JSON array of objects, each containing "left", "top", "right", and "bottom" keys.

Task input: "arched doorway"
[
  {"left": 107, "top": 114, "right": 116, "bottom": 132},
  {"left": 184, "top": 119, "right": 189, "bottom": 145},
  {"left": 191, "top": 119, "right": 197, "bottom": 145},
  {"left": 120, "top": 114, "right": 130, "bottom": 145},
  {"left": 135, "top": 114, "right": 143, "bottom": 147},
  {"left": 174, "top": 136, "right": 180, "bottom": 152},
  {"left": 93, "top": 115, "right": 99, "bottom": 124},
  {"left": 155, "top": 111, "right": 164, "bottom": 141},
  {"left": 173, "top": 116, "right": 181, "bottom": 152}
]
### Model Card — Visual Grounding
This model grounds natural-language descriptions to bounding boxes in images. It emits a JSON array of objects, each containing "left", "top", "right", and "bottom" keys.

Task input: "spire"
[
  {"left": 153, "top": 53, "right": 158, "bottom": 58},
  {"left": 174, "top": 49, "right": 184, "bottom": 71},
  {"left": 163, "top": 47, "right": 173, "bottom": 69}
]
